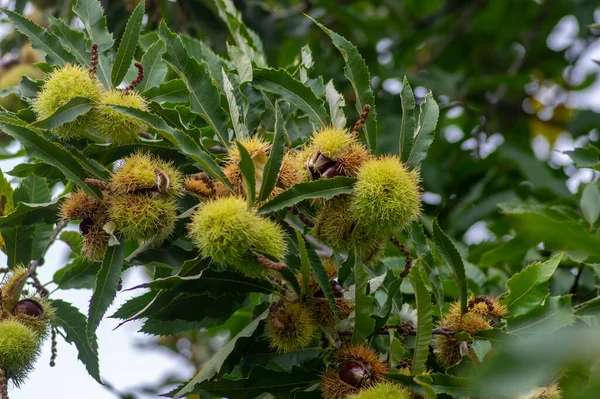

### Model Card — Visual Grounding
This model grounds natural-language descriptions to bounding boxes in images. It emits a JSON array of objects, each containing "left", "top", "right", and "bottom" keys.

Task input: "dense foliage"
[{"left": 1, "top": 0, "right": 600, "bottom": 398}]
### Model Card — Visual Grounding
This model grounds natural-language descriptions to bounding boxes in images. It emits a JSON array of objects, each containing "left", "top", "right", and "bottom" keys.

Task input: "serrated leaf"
[
  {"left": 2, "top": 9, "right": 76, "bottom": 66},
  {"left": 252, "top": 67, "right": 328, "bottom": 127},
  {"left": 575, "top": 296, "right": 600, "bottom": 316},
  {"left": 213, "top": 0, "right": 266, "bottom": 67},
  {"left": 581, "top": 183, "right": 600, "bottom": 225},
  {"left": 107, "top": 105, "right": 231, "bottom": 189},
  {"left": 325, "top": 80, "right": 346, "bottom": 129},
  {"left": 353, "top": 255, "right": 375, "bottom": 343},
  {"left": 259, "top": 103, "right": 286, "bottom": 201},
  {"left": 138, "top": 39, "right": 168, "bottom": 92},
  {"left": 399, "top": 76, "right": 416, "bottom": 162},
  {"left": 407, "top": 92, "right": 439, "bottom": 168},
  {"left": 2, "top": 226, "right": 34, "bottom": 268},
  {"left": 257, "top": 176, "right": 356, "bottom": 214},
  {"left": 111, "top": 0, "right": 145, "bottom": 86},
  {"left": 432, "top": 219, "right": 467, "bottom": 314},
  {"left": 227, "top": 44, "right": 253, "bottom": 83},
  {"left": 507, "top": 295, "right": 575, "bottom": 336},
  {"left": 307, "top": 238, "right": 338, "bottom": 319},
  {"left": 501, "top": 252, "right": 563, "bottom": 318},
  {"left": 159, "top": 21, "right": 229, "bottom": 145},
  {"left": 172, "top": 307, "right": 269, "bottom": 398},
  {"left": 223, "top": 69, "right": 244, "bottom": 140},
  {"left": 409, "top": 259, "right": 433, "bottom": 375},
  {"left": 73, "top": 0, "right": 114, "bottom": 88},
  {"left": 52, "top": 299, "right": 101, "bottom": 382},
  {"left": 0, "top": 200, "right": 58, "bottom": 231},
  {"left": 87, "top": 239, "right": 125, "bottom": 343},
  {"left": 48, "top": 16, "right": 89, "bottom": 66},
  {"left": 54, "top": 257, "right": 100, "bottom": 289},
  {"left": 0, "top": 117, "right": 99, "bottom": 197},
  {"left": 110, "top": 291, "right": 155, "bottom": 319},
  {"left": 142, "top": 79, "right": 188, "bottom": 104},
  {"left": 237, "top": 142, "right": 256, "bottom": 205},
  {"left": 168, "top": 365, "right": 317, "bottom": 398},
  {"left": 311, "top": 17, "right": 377, "bottom": 150},
  {"left": 32, "top": 97, "right": 93, "bottom": 130}
]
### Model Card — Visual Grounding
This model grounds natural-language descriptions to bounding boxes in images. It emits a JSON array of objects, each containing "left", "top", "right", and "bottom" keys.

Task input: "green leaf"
[
  {"left": 307, "top": 240, "right": 338, "bottom": 319},
  {"left": 52, "top": 299, "right": 101, "bottom": 382},
  {"left": 501, "top": 252, "right": 563, "bottom": 318},
  {"left": 227, "top": 44, "right": 253, "bottom": 83},
  {"left": 407, "top": 92, "right": 439, "bottom": 168},
  {"left": 310, "top": 17, "right": 377, "bottom": 150},
  {"left": 223, "top": 69, "right": 244, "bottom": 140},
  {"left": 581, "top": 183, "right": 600, "bottom": 225},
  {"left": 169, "top": 365, "right": 317, "bottom": 398},
  {"left": 138, "top": 39, "right": 168, "bottom": 92},
  {"left": 432, "top": 219, "right": 468, "bottom": 314},
  {"left": 0, "top": 200, "right": 58, "bottom": 231},
  {"left": 252, "top": 67, "right": 328, "bottom": 127},
  {"left": 213, "top": 0, "right": 266, "bottom": 67},
  {"left": 159, "top": 21, "right": 229, "bottom": 146},
  {"left": 574, "top": 296, "right": 600, "bottom": 316},
  {"left": 507, "top": 295, "right": 575, "bottom": 336},
  {"left": 48, "top": 16, "right": 90, "bottom": 66},
  {"left": 2, "top": 226, "right": 34, "bottom": 268},
  {"left": 0, "top": 170, "right": 14, "bottom": 217},
  {"left": 565, "top": 145, "right": 600, "bottom": 170},
  {"left": 325, "top": 80, "right": 346, "bottom": 129},
  {"left": 295, "top": 230, "right": 311, "bottom": 296},
  {"left": 111, "top": 0, "right": 145, "bottom": 86},
  {"left": 259, "top": 103, "right": 286, "bottom": 201},
  {"left": 399, "top": 76, "right": 416, "bottom": 162},
  {"left": 54, "top": 257, "right": 100, "bottom": 290},
  {"left": 172, "top": 307, "right": 269, "bottom": 398},
  {"left": 257, "top": 177, "right": 356, "bottom": 214},
  {"left": 87, "top": 239, "right": 125, "bottom": 343},
  {"left": 236, "top": 142, "right": 256, "bottom": 205},
  {"left": 32, "top": 97, "right": 93, "bottom": 130},
  {"left": 107, "top": 105, "right": 231, "bottom": 189},
  {"left": 500, "top": 202, "right": 600, "bottom": 256},
  {"left": 73, "top": 0, "right": 114, "bottom": 88},
  {"left": 409, "top": 259, "right": 433, "bottom": 375},
  {"left": 353, "top": 255, "right": 375, "bottom": 343},
  {"left": 0, "top": 117, "right": 99, "bottom": 197},
  {"left": 2, "top": 9, "right": 76, "bottom": 66}
]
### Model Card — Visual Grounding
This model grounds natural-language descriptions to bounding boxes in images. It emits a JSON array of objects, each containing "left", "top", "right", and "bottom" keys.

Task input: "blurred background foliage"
[{"left": 3, "top": 0, "right": 600, "bottom": 397}]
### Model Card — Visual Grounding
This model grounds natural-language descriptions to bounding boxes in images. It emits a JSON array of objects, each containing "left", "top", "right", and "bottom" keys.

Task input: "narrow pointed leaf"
[
  {"left": 409, "top": 260, "right": 433, "bottom": 375},
  {"left": 258, "top": 103, "right": 286, "bottom": 201},
  {"left": 52, "top": 299, "right": 101, "bottom": 382},
  {"left": 407, "top": 92, "right": 439, "bottom": 168},
  {"left": 252, "top": 67, "right": 328, "bottom": 127},
  {"left": 159, "top": 21, "right": 229, "bottom": 145},
  {"left": 432, "top": 219, "right": 467, "bottom": 314},
  {"left": 353, "top": 256, "right": 376, "bottom": 343},
  {"left": 138, "top": 39, "right": 168, "bottom": 92},
  {"left": 111, "top": 0, "right": 145, "bottom": 86},
  {"left": 399, "top": 76, "right": 416, "bottom": 162},
  {"left": 32, "top": 97, "right": 93, "bottom": 129},
  {"left": 73, "top": 0, "right": 114, "bottom": 88},
  {"left": 2, "top": 9, "right": 76, "bottom": 66},
  {"left": 223, "top": 69, "right": 244, "bottom": 140},
  {"left": 325, "top": 80, "right": 347, "bottom": 128},
  {"left": 87, "top": 239, "right": 125, "bottom": 343},
  {"left": 171, "top": 307, "right": 269, "bottom": 398},
  {"left": 236, "top": 142, "right": 256, "bottom": 205},
  {"left": 501, "top": 252, "right": 563, "bottom": 318},
  {"left": 306, "top": 239, "right": 338, "bottom": 319},
  {"left": 107, "top": 105, "right": 231, "bottom": 189},
  {"left": 257, "top": 177, "right": 356, "bottom": 214},
  {"left": 0, "top": 117, "right": 98, "bottom": 197},
  {"left": 311, "top": 17, "right": 377, "bottom": 150},
  {"left": 48, "top": 16, "right": 89, "bottom": 66}
]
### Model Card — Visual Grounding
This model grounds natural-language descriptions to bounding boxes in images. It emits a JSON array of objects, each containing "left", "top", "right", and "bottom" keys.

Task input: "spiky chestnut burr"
[
  {"left": 266, "top": 301, "right": 317, "bottom": 352},
  {"left": 32, "top": 64, "right": 102, "bottom": 139}
]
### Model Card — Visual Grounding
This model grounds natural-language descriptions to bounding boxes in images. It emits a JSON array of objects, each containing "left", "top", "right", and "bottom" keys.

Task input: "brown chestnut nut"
[
  {"left": 338, "top": 360, "right": 369, "bottom": 387},
  {"left": 12, "top": 299, "right": 44, "bottom": 318}
]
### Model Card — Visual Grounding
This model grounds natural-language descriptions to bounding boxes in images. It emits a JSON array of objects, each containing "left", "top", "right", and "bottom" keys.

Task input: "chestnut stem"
[
  {"left": 85, "top": 178, "right": 110, "bottom": 192},
  {"left": 250, "top": 251, "right": 287, "bottom": 271},
  {"left": 0, "top": 367, "right": 8, "bottom": 399},
  {"left": 89, "top": 43, "right": 99, "bottom": 79},
  {"left": 389, "top": 236, "right": 413, "bottom": 277},
  {"left": 351, "top": 104, "right": 371, "bottom": 136},
  {"left": 123, "top": 62, "right": 145, "bottom": 94},
  {"left": 290, "top": 207, "right": 315, "bottom": 228}
]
